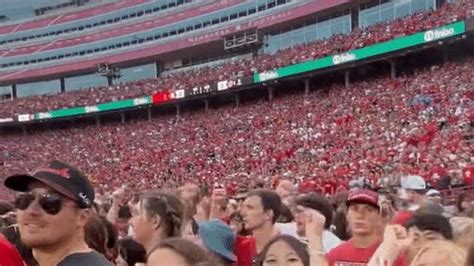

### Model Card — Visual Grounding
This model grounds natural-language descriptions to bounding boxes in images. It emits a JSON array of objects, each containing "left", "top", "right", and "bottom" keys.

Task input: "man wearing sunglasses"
[{"left": 4, "top": 160, "right": 113, "bottom": 266}]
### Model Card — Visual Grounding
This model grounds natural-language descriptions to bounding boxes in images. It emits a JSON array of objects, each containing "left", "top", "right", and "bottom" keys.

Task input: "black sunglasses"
[{"left": 15, "top": 192, "right": 68, "bottom": 215}]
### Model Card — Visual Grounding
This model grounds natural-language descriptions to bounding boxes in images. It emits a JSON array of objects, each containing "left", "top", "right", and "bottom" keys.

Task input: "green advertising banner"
[
  {"left": 253, "top": 21, "right": 466, "bottom": 83},
  {"left": 32, "top": 21, "right": 465, "bottom": 121},
  {"left": 34, "top": 96, "right": 151, "bottom": 120}
]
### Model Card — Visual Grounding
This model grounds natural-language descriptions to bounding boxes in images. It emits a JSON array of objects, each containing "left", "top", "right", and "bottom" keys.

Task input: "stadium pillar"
[
  {"left": 344, "top": 71, "right": 350, "bottom": 88},
  {"left": 176, "top": 104, "right": 181, "bottom": 117},
  {"left": 204, "top": 99, "right": 209, "bottom": 112},
  {"left": 22, "top": 126, "right": 27, "bottom": 136},
  {"left": 121, "top": 112, "right": 125, "bottom": 124},
  {"left": 60, "top": 78, "right": 65, "bottom": 93},
  {"left": 351, "top": 7, "right": 359, "bottom": 30},
  {"left": 442, "top": 46, "right": 449, "bottom": 64},
  {"left": 390, "top": 60, "right": 397, "bottom": 79},
  {"left": 12, "top": 84, "right": 17, "bottom": 99},
  {"left": 155, "top": 61, "right": 163, "bottom": 77},
  {"left": 96, "top": 116, "right": 101, "bottom": 126},
  {"left": 437, "top": 0, "right": 446, "bottom": 9},
  {"left": 147, "top": 107, "right": 152, "bottom": 121},
  {"left": 107, "top": 76, "right": 113, "bottom": 86},
  {"left": 304, "top": 79, "right": 310, "bottom": 96},
  {"left": 235, "top": 94, "right": 240, "bottom": 107},
  {"left": 268, "top": 87, "right": 274, "bottom": 102}
]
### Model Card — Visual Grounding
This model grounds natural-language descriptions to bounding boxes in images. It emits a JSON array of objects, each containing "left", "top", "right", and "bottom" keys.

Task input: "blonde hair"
[
  {"left": 411, "top": 240, "right": 467, "bottom": 266},
  {"left": 450, "top": 217, "right": 474, "bottom": 241}
]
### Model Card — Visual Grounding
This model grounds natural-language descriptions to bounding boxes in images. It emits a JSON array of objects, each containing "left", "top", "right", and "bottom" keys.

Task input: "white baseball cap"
[
  {"left": 426, "top": 189, "right": 441, "bottom": 197},
  {"left": 401, "top": 175, "right": 426, "bottom": 190}
]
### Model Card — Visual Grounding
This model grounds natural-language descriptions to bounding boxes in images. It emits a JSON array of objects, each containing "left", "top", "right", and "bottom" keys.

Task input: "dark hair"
[
  {"left": 118, "top": 238, "right": 147, "bottom": 266},
  {"left": 0, "top": 200, "right": 14, "bottom": 215},
  {"left": 99, "top": 216, "right": 119, "bottom": 250},
  {"left": 247, "top": 189, "right": 282, "bottom": 224},
  {"left": 85, "top": 216, "right": 108, "bottom": 256},
  {"left": 141, "top": 191, "right": 184, "bottom": 238},
  {"left": 257, "top": 235, "right": 309, "bottom": 266},
  {"left": 333, "top": 210, "right": 350, "bottom": 241},
  {"left": 149, "top": 238, "right": 209, "bottom": 265},
  {"left": 405, "top": 213, "right": 453, "bottom": 240},
  {"left": 118, "top": 205, "right": 132, "bottom": 220},
  {"left": 295, "top": 192, "right": 334, "bottom": 229},
  {"left": 235, "top": 186, "right": 249, "bottom": 195},
  {"left": 277, "top": 204, "right": 294, "bottom": 223}
]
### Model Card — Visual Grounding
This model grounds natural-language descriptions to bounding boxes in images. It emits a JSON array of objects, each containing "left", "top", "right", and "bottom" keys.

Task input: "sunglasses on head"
[{"left": 14, "top": 191, "right": 71, "bottom": 215}]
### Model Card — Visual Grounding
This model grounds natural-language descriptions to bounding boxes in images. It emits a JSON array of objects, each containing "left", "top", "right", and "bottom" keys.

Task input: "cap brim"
[
  {"left": 198, "top": 222, "right": 237, "bottom": 262},
  {"left": 4, "top": 174, "right": 34, "bottom": 192},
  {"left": 4, "top": 174, "right": 77, "bottom": 201},
  {"left": 346, "top": 199, "right": 379, "bottom": 209},
  {"left": 201, "top": 237, "right": 237, "bottom": 262}
]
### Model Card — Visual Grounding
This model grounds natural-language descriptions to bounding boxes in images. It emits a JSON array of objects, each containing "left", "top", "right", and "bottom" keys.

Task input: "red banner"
[{"left": 152, "top": 91, "right": 172, "bottom": 104}]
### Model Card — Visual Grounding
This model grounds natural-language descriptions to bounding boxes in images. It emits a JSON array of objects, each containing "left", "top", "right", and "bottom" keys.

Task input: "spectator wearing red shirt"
[
  {"left": 327, "top": 189, "right": 407, "bottom": 266},
  {"left": 235, "top": 189, "right": 281, "bottom": 266},
  {"left": 463, "top": 165, "right": 474, "bottom": 186},
  {"left": 0, "top": 235, "right": 24, "bottom": 266}
]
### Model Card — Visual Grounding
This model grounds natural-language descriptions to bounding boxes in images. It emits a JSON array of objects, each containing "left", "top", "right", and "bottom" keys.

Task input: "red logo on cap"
[{"left": 34, "top": 167, "right": 71, "bottom": 179}]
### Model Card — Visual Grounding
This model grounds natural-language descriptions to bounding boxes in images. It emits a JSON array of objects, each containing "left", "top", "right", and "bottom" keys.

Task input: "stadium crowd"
[
  {"left": 0, "top": 1, "right": 473, "bottom": 265},
  {"left": 0, "top": 58, "right": 472, "bottom": 199},
  {"left": 0, "top": 152, "right": 473, "bottom": 266},
  {"left": 0, "top": 0, "right": 472, "bottom": 118}
]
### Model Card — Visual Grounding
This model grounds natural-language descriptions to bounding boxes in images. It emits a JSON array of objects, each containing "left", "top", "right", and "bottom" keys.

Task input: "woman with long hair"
[{"left": 129, "top": 191, "right": 184, "bottom": 255}]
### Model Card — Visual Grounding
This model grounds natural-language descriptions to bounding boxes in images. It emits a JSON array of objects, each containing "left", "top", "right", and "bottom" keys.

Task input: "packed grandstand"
[
  {"left": 0, "top": 0, "right": 473, "bottom": 265},
  {"left": 0, "top": 0, "right": 472, "bottom": 197}
]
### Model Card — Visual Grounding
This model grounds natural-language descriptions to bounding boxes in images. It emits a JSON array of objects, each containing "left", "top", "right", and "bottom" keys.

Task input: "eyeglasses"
[{"left": 14, "top": 192, "right": 71, "bottom": 215}]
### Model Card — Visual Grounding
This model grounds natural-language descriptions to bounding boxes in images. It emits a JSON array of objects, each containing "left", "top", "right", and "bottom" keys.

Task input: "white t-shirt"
[{"left": 275, "top": 223, "right": 341, "bottom": 253}]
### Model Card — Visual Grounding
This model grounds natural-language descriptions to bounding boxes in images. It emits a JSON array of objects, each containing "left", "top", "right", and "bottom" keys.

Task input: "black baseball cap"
[{"left": 4, "top": 160, "right": 95, "bottom": 208}]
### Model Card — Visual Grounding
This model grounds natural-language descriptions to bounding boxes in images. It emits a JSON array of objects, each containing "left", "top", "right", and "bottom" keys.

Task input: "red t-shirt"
[
  {"left": 463, "top": 165, "right": 474, "bottom": 185},
  {"left": 234, "top": 235, "right": 256, "bottom": 266},
  {"left": 0, "top": 235, "right": 24, "bottom": 266},
  {"left": 327, "top": 240, "right": 407, "bottom": 266},
  {"left": 393, "top": 211, "right": 414, "bottom": 226}
]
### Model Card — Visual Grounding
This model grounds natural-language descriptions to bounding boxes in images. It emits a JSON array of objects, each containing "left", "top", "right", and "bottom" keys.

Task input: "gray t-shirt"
[{"left": 58, "top": 251, "right": 113, "bottom": 266}]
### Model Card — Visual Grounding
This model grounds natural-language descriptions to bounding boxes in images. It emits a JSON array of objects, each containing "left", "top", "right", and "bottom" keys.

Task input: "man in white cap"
[
  {"left": 398, "top": 175, "right": 427, "bottom": 212},
  {"left": 426, "top": 189, "right": 442, "bottom": 204},
  {"left": 393, "top": 175, "right": 428, "bottom": 225}
]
